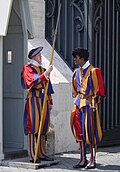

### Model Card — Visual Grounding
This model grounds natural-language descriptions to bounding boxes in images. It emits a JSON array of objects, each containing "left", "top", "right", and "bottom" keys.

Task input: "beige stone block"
[
  {"left": 46, "top": 128, "right": 55, "bottom": 156},
  {"left": 41, "top": 127, "right": 55, "bottom": 157}
]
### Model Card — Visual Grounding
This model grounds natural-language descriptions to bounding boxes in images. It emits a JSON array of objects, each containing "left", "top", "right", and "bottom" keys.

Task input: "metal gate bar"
[
  {"left": 111, "top": 0, "right": 115, "bottom": 129},
  {"left": 45, "top": 0, "right": 120, "bottom": 135}
]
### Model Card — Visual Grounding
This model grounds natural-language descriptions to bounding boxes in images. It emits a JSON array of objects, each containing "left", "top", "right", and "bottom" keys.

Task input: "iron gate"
[{"left": 45, "top": 0, "right": 120, "bottom": 146}]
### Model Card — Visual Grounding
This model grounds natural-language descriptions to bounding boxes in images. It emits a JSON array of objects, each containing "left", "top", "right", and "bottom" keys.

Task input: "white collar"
[
  {"left": 81, "top": 60, "right": 90, "bottom": 69},
  {"left": 30, "top": 59, "right": 42, "bottom": 67}
]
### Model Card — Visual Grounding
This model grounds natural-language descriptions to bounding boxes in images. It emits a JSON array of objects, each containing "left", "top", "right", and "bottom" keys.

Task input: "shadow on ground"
[{"left": 43, "top": 147, "right": 120, "bottom": 171}]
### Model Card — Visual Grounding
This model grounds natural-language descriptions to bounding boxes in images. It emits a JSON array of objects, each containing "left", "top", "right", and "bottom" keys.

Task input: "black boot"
[
  {"left": 73, "top": 141, "right": 88, "bottom": 168},
  {"left": 85, "top": 157, "right": 96, "bottom": 169},
  {"left": 85, "top": 145, "right": 96, "bottom": 169}
]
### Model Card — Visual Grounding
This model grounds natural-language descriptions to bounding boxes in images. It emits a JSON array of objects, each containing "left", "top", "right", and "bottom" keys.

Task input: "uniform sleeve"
[
  {"left": 21, "top": 64, "right": 48, "bottom": 90},
  {"left": 47, "top": 80, "right": 54, "bottom": 105},
  {"left": 48, "top": 80, "right": 54, "bottom": 95},
  {"left": 72, "top": 70, "right": 77, "bottom": 98},
  {"left": 95, "top": 68, "right": 106, "bottom": 97},
  {"left": 48, "top": 95, "right": 53, "bottom": 105},
  {"left": 91, "top": 68, "right": 105, "bottom": 97}
]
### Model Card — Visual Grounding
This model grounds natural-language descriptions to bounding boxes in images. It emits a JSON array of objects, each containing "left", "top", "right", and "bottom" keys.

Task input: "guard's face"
[
  {"left": 34, "top": 53, "right": 42, "bottom": 64},
  {"left": 74, "top": 55, "right": 84, "bottom": 66}
]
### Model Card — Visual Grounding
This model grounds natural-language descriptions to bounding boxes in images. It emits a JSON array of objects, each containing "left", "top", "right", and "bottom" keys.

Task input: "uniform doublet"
[
  {"left": 21, "top": 64, "right": 54, "bottom": 135},
  {"left": 70, "top": 65, "right": 105, "bottom": 144},
  {"left": 21, "top": 64, "right": 54, "bottom": 160}
]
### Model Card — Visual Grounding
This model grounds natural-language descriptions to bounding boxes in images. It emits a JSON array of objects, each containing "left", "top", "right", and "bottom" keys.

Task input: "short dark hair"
[{"left": 72, "top": 48, "right": 89, "bottom": 62}]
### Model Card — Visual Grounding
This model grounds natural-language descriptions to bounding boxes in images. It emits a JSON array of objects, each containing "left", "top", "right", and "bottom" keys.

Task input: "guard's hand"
[
  {"left": 44, "top": 65, "right": 53, "bottom": 77},
  {"left": 47, "top": 65, "right": 53, "bottom": 73},
  {"left": 49, "top": 104, "right": 53, "bottom": 111}
]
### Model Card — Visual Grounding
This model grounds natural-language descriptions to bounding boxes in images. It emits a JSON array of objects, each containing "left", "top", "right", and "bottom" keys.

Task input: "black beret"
[{"left": 28, "top": 47, "right": 43, "bottom": 59}]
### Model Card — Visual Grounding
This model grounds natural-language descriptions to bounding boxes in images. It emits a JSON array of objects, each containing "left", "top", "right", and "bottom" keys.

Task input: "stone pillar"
[
  {"left": 29, "top": 0, "right": 45, "bottom": 38},
  {"left": 46, "top": 127, "right": 55, "bottom": 156},
  {"left": 0, "top": 37, "right": 4, "bottom": 160}
]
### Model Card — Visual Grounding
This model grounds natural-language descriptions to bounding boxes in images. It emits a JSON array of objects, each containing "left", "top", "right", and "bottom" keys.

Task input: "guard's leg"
[
  {"left": 27, "top": 133, "right": 35, "bottom": 162},
  {"left": 86, "top": 144, "right": 97, "bottom": 169},
  {"left": 36, "top": 134, "right": 54, "bottom": 161},
  {"left": 28, "top": 134, "right": 41, "bottom": 163},
  {"left": 73, "top": 141, "right": 88, "bottom": 168}
]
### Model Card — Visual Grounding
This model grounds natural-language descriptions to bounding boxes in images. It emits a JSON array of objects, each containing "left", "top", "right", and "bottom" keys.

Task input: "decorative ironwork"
[
  {"left": 45, "top": 0, "right": 56, "bottom": 43},
  {"left": 71, "top": 0, "right": 84, "bottom": 32},
  {"left": 45, "top": 0, "right": 56, "bottom": 18},
  {"left": 45, "top": 1, "right": 120, "bottom": 141},
  {"left": 116, "top": 0, "right": 120, "bottom": 12},
  {"left": 93, "top": 0, "right": 103, "bottom": 32}
]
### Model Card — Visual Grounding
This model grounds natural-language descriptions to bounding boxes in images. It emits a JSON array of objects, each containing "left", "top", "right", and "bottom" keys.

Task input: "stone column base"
[
  {"left": 0, "top": 153, "right": 4, "bottom": 161},
  {"left": 46, "top": 127, "right": 55, "bottom": 156},
  {"left": 41, "top": 127, "right": 55, "bottom": 156}
]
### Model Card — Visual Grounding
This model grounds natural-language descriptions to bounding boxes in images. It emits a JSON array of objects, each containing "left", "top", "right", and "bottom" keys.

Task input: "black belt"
[
  {"left": 31, "top": 88, "right": 44, "bottom": 93},
  {"left": 78, "top": 92, "right": 92, "bottom": 99}
]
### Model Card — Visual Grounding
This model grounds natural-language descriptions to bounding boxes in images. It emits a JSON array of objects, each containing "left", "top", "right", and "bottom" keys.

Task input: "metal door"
[
  {"left": 92, "top": 0, "right": 120, "bottom": 146},
  {"left": 45, "top": 0, "right": 120, "bottom": 146},
  {"left": 3, "top": 8, "right": 24, "bottom": 152}
]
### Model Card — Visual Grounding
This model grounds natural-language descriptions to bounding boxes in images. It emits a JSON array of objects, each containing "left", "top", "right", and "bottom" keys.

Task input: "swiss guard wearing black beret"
[{"left": 21, "top": 47, "right": 54, "bottom": 163}]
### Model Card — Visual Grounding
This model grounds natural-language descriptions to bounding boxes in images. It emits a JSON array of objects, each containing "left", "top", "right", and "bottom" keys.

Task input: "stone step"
[
  {"left": 1, "top": 157, "right": 59, "bottom": 170},
  {"left": 4, "top": 150, "right": 28, "bottom": 160}
]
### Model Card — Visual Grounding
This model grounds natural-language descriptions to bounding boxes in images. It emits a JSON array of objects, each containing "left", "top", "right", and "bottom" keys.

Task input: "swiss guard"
[
  {"left": 70, "top": 48, "right": 105, "bottom": 169},
  {"left": 21, "top": 47, "right": 54, "bottom": 163}
]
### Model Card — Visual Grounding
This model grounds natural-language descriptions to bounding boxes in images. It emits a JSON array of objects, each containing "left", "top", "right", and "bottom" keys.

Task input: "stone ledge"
[
  {"left": 1, "top": 157, "right": 59, "bottom": 170},
  {"left": 4, "top": 150, "right": 28, "bottom": 160}
]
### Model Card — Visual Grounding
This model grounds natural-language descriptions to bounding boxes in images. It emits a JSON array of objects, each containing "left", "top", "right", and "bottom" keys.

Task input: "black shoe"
[
  {"left": 73, "top": 163, "right": 87, "bottom": 168},
  {"left": 30, "top": 159, "right": 34, "bottom": 163},
  {"left": 30, "top": 158, "right": 41, "bottom": 163},
  {"left": 36, "top": 158, "right": 41, "bottom": 163},
  {"left": 73, "top": 160, "right": 88, "bottom": 169},
  {"left": 85, "top": 161, "right": 96, "bottom": 169},
  {"left": 40, "top": 156, "right": 54, "bottom": 161}
]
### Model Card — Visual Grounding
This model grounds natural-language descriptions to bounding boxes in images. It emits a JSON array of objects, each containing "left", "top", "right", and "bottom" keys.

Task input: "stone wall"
[{"left": 29, "top": 0, "right": 45, "bottom": 38}]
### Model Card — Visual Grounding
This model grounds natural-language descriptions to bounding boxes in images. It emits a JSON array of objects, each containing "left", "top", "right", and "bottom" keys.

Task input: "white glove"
[{"left": 44, "top": 65, "right": 53, "bottom": 79}]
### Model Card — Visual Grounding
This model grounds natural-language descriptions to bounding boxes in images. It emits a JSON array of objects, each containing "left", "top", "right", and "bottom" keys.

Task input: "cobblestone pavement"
[{"left": 0, "top": 146, "right": 120, "bottom": 172}]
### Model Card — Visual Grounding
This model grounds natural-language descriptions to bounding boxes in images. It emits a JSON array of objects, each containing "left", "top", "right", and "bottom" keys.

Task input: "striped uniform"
[
  {"left": 21, "top": 64, "right": 54, "bottom": 160},
  {"left": 70, "top": 65, "right": 105, "bottom": 145}
]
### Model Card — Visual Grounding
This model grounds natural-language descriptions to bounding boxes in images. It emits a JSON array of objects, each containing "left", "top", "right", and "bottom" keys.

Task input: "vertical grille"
[{"left": 45, "top": 0, "right": 120, "bottom": 140}]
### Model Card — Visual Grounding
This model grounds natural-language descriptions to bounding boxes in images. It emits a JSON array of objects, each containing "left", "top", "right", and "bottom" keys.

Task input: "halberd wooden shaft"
[
  {"left": 91, "top": 97, "right": 96, "bottom": 157},
  {"left": 34, "top": 4, "right": 61, "bottom": 163}
]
